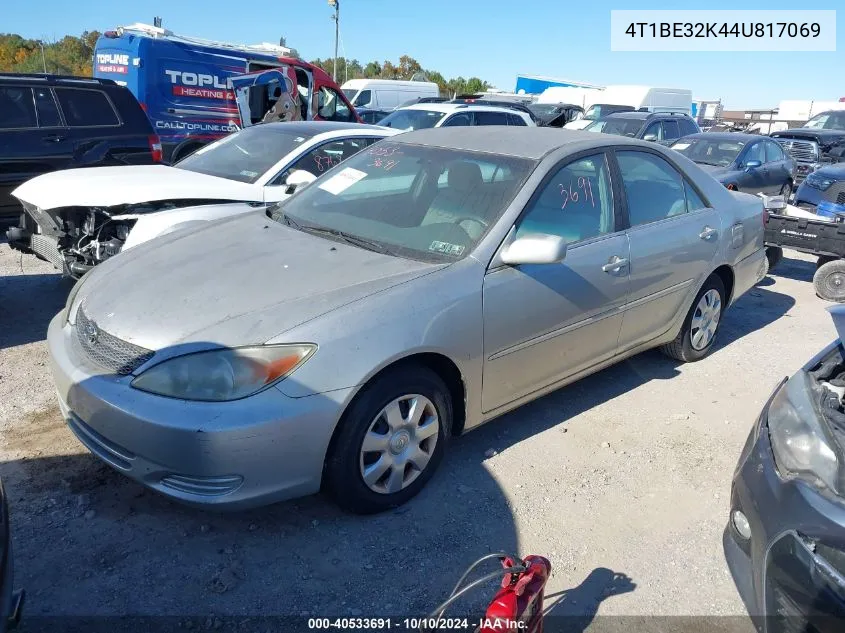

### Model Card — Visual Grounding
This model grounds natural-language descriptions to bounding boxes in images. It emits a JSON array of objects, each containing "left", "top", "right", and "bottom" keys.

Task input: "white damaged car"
[{"left": 7, "top": 121, "right": 397, "bottom": 277}]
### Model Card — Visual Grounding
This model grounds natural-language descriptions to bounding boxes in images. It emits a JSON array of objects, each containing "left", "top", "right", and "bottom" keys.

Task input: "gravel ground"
[{"left": 0, "top": 242, "right": 835, "bottom": 627}]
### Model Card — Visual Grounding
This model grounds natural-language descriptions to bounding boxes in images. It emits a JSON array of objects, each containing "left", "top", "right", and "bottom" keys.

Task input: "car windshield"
[
  {"left": 174, "top": 126, "right": 313, "bottom": 184},
  {"left": 585, "top": 118, "right": 643, "bottom": 137},
  {"left": 805, "top": 111, "right": 845, "bottom": 131},
  {"left": 671, "top": 138, "right": 744, "bottom": 167},
  {"left": 378, "top": 109, "right": 447, "bottom": 131},
  {"left": 273, "top": 141, "right": 536, "bottom": 262}
]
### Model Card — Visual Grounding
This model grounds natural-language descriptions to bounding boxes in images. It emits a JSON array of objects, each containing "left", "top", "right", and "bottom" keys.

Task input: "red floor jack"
[{"left": 422, "top": 553, "right": 551, "bottom": 633}]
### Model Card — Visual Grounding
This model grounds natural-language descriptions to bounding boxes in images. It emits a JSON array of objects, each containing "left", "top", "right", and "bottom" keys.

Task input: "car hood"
[
  {"left": 772, "top": 128, "right": 845, "bottom": 143},
  {"left": 12, "top": 165, "right": 262, "bottom": 210},
  {"left": 75, "top": 213, "right": 443, "bottom": 351},
  {"left": 810, "top": 163, "right": 845, "bottom": 180}
]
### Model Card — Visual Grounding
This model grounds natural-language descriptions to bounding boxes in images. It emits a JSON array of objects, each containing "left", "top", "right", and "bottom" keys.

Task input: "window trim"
[
  {"left": 53, "top": 87, "right": 122, "bottom": 128},
  {"left": 34, "top": 87, "right": 65, "bottom": 129},
  {"left": 607, "top": 146, "right": 714, "bottom": 231},
  {"left": 0, "top": 86, "right": 39, "bottom": 131},
  {"left": 509, "top": 148, "right": 623, "bottom": 246},
  {"left": 440, "top": 112, "right": 474, "bottom": 127}
]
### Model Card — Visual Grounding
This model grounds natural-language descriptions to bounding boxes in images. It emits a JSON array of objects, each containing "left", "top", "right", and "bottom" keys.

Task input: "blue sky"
[{"left": 4, "top": 0, "right": 843, "bottom": 109}]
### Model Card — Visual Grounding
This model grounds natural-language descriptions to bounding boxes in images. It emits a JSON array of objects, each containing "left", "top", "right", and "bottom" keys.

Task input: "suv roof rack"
[
  {"left": 645, "top": 111, "right": 693, "bottom": 118},
  {"left": 0, "top": 73, "right": 118, "bottom": 86}
]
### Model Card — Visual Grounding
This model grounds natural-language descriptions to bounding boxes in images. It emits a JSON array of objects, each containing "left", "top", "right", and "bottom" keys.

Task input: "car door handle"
[
  {"left": 602, "top": 256, "right": 629, "bottom": 274},
  {"left": 699, "top": 227, "right": 718, "bottom": 241},
  {"left": 42, "top": 134, "right": 65, "bottom": 142}
]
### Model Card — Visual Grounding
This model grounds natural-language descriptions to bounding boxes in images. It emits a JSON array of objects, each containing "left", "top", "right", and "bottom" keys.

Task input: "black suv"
[
  {"left": 771, "top": 110, "right": 845, "bottom": 186},
  {"left": 0, "top": 74, "right": 160, "bottom": 224},
  {"left": 584, "top": 111, "right": 701, "bottom": 145}
]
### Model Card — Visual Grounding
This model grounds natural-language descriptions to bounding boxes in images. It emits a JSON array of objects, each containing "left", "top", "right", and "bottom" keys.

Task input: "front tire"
[
  {"left": 661, "top": 275, "right": 726, "bottom": 362},
  {"left": 325, "top": 365, "right": 452, "bottom": 514},
  {"left": 813, "top": 259, "right": 845, "bottom": 302}
]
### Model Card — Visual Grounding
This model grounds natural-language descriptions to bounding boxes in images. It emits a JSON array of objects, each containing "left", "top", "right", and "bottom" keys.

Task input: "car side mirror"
[
  {"left": 642, "top": 133, "right": 658, "bottom": 142},
  {"left": 500, "top": 234, "right": 568, "bottom": 266},
  {"left": 745, "top": 160, "right": 762, "bottom": 171},
  {"left": 283, "top": 170, "right": 316, "bottom": 195}
]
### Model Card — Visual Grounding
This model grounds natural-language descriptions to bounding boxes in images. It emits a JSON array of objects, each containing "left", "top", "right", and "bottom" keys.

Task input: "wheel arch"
[
  {"left": 322, "top": 351, "right": 467, "bottom": 472},
  {"left": 712, "top": 264, "right": 736, "bottom": 305}
]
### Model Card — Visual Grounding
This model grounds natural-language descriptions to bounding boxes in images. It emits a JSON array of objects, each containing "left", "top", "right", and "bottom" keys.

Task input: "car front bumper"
[
  {"left": 47, "top": 311, "right": 352, "bottom": 510},
  {"left": 724, "top": 378, "right": 845, "bottom": 632}
]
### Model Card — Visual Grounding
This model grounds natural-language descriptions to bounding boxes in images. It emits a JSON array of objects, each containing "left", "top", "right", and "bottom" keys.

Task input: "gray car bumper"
[{"left": 47, "top": 311, "right": 352, "bottom": 510}]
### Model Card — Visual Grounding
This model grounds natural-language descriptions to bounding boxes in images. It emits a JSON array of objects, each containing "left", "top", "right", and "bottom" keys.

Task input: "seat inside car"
[{"left": 421, "top": 161, "right": 490, "bottom": 239}]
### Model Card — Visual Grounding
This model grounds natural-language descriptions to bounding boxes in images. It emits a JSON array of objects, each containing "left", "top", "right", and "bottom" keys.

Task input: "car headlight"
[
  {"left": 768, "top": 373, "right": 841, "bottom": 495},
  {"left": 805, "top": 173, "right": 836, "bottom": 191},
  {"left": 130, "top": 344, "right": 316, "bottom": 402},
  {"left": 65, "top": 271, "right": 91, "bottom": 323}
]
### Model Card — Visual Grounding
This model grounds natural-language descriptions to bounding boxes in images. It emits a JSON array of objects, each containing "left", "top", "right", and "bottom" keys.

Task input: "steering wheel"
[{"left": 453, "top": 216, "right": 488, "bottom": 235}]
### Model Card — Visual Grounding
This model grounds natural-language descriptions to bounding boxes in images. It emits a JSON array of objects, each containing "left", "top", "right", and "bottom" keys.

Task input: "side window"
[
  {"left": 678, "top": 118, "right": 699, "bottom": 136},
  {"left": 317, "top": 86, "right": 353, "bottom": 122},
  {"left": 277, "top": 137, "right": 371, "bottom": 182},
  {"left": 765, "top": 141, "right": 785, "bottom": 163},
  {"left": 617, "top": 151, "right": 688, "bottom": 226},
  {"left": 34, "top": 88, "right": 62, "bottom": 127},
  {"left": 0, "top": 87, "right": 37, "bottom": 129},
  {"left": 507, "top": 113, "right": 528, "bottom": 126},
  {"left": 474, "top": 111, "right": 509, "bottom": 126},
  {"left": 684, "top": 181, "right": 708, "bottom": 212},
  {"left": 743, "top": 142, "right": 765, "bottom": 165},
  {"left": 642, "top": 121, "right": 662, "bottom": 141},
  {"left": 441, "top": 113, "right": 473, "bottom": 127},
  {"left": 515, "top": 153, "right": 615, "bottom": 244},
  {"left": 55, "top": 88, "right": 119, "bottom": 126},
  {"left": 662, "top": 119, "right": 681, "bottom": 141},
  {"left": 353, "top": 90, "right": 372, "bottom": 108}
]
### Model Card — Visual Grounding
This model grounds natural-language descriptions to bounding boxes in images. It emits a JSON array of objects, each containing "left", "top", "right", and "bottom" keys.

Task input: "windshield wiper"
[{"left": 298, "top": 224, "right": 396, "bottom": 256}]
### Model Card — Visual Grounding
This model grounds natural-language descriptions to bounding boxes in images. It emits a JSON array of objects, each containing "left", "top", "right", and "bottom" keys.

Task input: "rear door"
[
  {"left": 0, "top": 84, "right": 73, "bottom": 219},
  {"left": 613, "top": 148, "right": 721, "bottom": 351},
  {"left": 53, "top": 86, "right": 128, "bottom": 167},
  {"left": 764, "top": 139, "right": 793, "bottom": 194}
]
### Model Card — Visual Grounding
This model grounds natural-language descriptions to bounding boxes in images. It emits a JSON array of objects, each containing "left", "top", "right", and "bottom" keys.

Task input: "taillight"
[{"left": 148, "top": 135, "right": 163, "bottom": 162}]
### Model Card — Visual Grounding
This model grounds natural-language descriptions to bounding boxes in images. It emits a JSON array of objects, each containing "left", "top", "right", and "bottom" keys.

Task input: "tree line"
[{"left": 0, "top": 33, "right": 490, "bottom": 96}]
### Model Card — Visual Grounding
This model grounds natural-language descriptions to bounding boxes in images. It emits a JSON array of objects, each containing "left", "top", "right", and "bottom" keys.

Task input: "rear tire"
[
  {"left": 813, "top": 259, "right": 845, "bottom": 302},
  {"left": 324, "top": 365, "right": 452, "bottom": 514},
  {"left": 766, "top": 246, "right": 783, "bottom": 271},
  {"left": 661, "top": 274, "right": 726, "bottom": 362}
]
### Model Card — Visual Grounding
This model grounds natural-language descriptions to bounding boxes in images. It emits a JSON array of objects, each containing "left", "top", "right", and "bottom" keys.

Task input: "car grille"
[
  {"left": 30, "top": 234, "right": 64, "bottom": 270},
  {"left": 837, "top": 190, "right": 845, "bottom": 206},
  {"left": 819, "top": 182, "right": 845, "bottom": 205},
  {"left": 775, "top": 138, "right": 819, "bottom": 163},
  {"left": 74, "top": 306, "right": 154, "bottom": 375}
]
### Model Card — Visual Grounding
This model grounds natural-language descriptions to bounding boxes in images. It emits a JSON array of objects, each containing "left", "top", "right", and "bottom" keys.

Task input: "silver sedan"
[{"left": 48, "top": 127, "right": 767, "bottom": 513}]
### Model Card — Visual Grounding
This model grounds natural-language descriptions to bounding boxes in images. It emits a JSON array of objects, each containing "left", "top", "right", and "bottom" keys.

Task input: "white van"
[
  {"left": 341, "top": 79, "right": 440, "bottom": 111},
  {"left": 563, "top": 85, "right": 693, "bottom": 129}
]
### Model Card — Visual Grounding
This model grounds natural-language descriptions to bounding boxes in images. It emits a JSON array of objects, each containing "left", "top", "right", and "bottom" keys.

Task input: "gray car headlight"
[
  {"left": 768, "top": 372, "right": 841, "bottom": 495},
  {"left": 805, "top": 173, "right": 835, "bottom": 191},
  {"left": 130, "top": 344, "right": 316, "bottom": 402}
]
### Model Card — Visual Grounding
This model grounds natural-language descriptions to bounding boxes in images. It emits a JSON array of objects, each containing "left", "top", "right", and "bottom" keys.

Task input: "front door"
[
  {"left": 612, "top": 149, "right": 721, "bottom": 351},
  {"left": 481, "top": 152, "right": 630, "bottom": 412}
]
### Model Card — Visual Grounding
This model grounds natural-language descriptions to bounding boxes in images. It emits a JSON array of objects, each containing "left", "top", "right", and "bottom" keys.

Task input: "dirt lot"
[{"left": 0, "top": 242, "right": 836, "bottom": 626}]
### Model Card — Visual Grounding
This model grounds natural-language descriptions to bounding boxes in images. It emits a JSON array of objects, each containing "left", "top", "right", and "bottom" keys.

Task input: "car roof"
[
  {"left": 398, "top": 102, "right": 528, "bottom": 116},
  {"left": 259, "top": 121, "right": 390, "bottom": 135},
  {"left": 391, "top": 126, "right": 648, "bottom": 160},
  {"left": 681, "top": 132, "right": 762, "bottom": 143},
  {"left": 603, "top": 111, "right": 651, "bottom": 120}
]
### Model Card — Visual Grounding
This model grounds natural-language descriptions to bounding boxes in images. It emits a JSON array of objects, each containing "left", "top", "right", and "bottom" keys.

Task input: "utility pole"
[
  {"left": 38, "top": 42, "right": 47, "bottom": 73},
  {"left": 328, "top": 0, "right": 339, "bottom": 82}
]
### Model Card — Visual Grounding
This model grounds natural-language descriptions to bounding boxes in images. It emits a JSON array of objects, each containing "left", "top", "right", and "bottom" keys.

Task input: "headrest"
[{"left": 447, "top": 161, "right": 483, "bottom": 192}]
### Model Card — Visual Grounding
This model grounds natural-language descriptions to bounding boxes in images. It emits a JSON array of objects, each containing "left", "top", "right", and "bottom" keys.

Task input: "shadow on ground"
[{"left": 0, "top": 271, "right": 72, "bottom": 349}]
